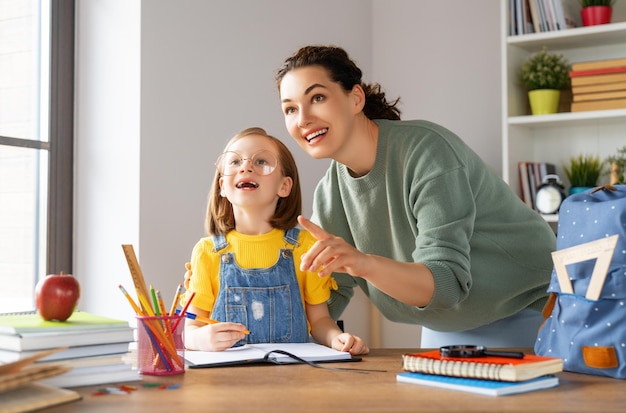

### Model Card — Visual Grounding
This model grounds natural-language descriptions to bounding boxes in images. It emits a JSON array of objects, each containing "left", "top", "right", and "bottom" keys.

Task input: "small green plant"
[
  {"left": 580, "top": 0, "right": 616, "bottom": 7},
  {"left": 519, "top": 47, "right": 572, "bottom": 91},
  {"left": 564, "top": 154, "right": 602, "bottom": 187},
  {"left": 606, "top": 145, "right": 626, "bottom": 184}
]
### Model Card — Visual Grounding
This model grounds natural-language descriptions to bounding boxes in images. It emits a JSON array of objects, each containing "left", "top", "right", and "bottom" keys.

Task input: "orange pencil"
[
  {"left": 168, "top": 284, "right": 182, "bottom": 316},
  {"left": 118, "top": 285, "right": 144, "bottom": 315}
]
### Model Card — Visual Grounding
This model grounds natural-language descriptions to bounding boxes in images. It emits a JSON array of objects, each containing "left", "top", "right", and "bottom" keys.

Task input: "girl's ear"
[
  {"left": 351, "top": 84, "right": 366, "bottom": 114},
  {"left": 218, "top": 177, "right": 226, "bottom": 197},
  {"left": 277, "top": 176, "right": 293, "bottom": 198}
]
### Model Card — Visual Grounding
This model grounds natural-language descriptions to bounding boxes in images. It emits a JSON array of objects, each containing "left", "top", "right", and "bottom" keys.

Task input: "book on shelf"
[
  {"left": 401, "top": 349, "right": 563, "bottom": 382},
  {"left": 0, "top": 311, "right": 130, "bottom": 335},
  {"left": 523, "top": 0, "right": 535, "bottom": 34},
  {"left": 551, "top": 0, "right": 568, "bottom": 30},
  {"left": 572, "top": 81, "right": 626, "bottom": 95},
  {"left": 527, "top": 0, "right": 541, "bottom": 32},
  {"left": 569, "top": 66, "right": 626, "bottom": 78},
  {"left": 570, "top": 98, "right": 626, "bottom": 113},
  {"left": 518, "top": 162, "right": 533, "bottom": 209},
  {"left": 573, "top": 89, "right": 626, "bottom": 102},
  {"left": 396, "top": 372, "right": 559, "bottom": 397},
  {"left": 518, "top": 161, "right": 556, "bottom": 210},
  {"left": 184, "top": 342, "right": 358, "bottom": 368},
  {"left": 570, "top": 72, "right": 626, "bottom": 87},
  {"left": 543, "top": 0, "right": 557, "bottom": 31},
  {"left": 514, "top": 0, "right": 578, "bottom": 32},
  {"left": 571, "top": 57, "right": 626, "bottom": 72},
  {"left": 0, "top": 342, "right": 131, "bottom": 364},
  {"left": 0, "top": 383, "right": 81, "bottom": 413}
]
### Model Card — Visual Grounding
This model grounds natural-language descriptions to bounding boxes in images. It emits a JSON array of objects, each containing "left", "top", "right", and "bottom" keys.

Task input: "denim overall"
[{"left": 210, "top": 228, "right": 309, "bottom": 345}]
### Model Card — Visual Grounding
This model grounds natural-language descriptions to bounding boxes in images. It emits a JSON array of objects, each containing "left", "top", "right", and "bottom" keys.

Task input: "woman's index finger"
[{"left": 297, "top": 215, "right": 329, "bottom": 240}]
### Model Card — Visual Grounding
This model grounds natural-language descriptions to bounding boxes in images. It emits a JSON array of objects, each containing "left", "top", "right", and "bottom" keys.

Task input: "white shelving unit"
[{"left": 500, "top": 1, "right": 626, "bottom": 224}]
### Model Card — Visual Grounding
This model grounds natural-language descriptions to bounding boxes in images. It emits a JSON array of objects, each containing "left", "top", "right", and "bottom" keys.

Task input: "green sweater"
[{"left": 312, "top": 119, "right": 555, "bottom": 332}]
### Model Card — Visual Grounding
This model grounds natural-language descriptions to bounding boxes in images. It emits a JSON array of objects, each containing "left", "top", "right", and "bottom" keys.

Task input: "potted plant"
[
  {"left": 580, "top": 0, "right": 616, "bottom": 26},
  {"left": 519, "top": 47, "right": 571, "bottom": 115},
  {"left": 564, "top": 154, "right": 602, "bottom": 194},
  {"left": 606, "top": 145, "right": 626, "bottom": 184}
]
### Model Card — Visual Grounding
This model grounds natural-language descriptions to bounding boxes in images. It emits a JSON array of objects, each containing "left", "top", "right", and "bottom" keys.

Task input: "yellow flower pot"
[{"left": 528, "top": 89, "right": 560, "bottom": 115}]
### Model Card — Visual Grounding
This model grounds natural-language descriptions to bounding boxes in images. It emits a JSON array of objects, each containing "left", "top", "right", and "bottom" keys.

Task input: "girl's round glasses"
[{"left": 215, "top": 150, "right": 278, "bottom": 176}]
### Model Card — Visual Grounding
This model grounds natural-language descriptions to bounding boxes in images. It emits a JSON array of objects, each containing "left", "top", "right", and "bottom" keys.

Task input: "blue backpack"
[{"left": 535, "top": 185, "right": 626, "bottom": 379}]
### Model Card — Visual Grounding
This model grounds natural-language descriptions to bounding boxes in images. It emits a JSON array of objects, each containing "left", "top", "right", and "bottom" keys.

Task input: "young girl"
[{"left": 182, "top": 127, "right": 368, "bottom": 355}]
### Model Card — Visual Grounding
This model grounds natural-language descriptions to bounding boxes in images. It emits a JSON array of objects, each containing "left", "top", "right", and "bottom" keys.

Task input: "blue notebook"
[{"left": 396, "top": 372, "right": 559, "bottom": 396}]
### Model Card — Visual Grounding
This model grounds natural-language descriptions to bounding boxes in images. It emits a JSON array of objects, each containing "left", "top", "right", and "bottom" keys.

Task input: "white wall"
[
  {"left": 370, "top": 0, "right": 501, "bottom": 347},
  {"left": 74, "top": 0, "right": 501, "bottom": 348}
]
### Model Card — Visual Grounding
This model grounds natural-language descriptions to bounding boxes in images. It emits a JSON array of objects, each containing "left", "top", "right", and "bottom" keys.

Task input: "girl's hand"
[
  {"left": 186, "top": 320, "right": 248, "bottom": 352},
  {"left": 331, "top": 332, "right": 370, "bottom": 356},
  {"left": 298, "top": 215, "right": 369, "bottom": 278},
  {"left": 183, "top": 262, "right": 192, "bottom": 290}
]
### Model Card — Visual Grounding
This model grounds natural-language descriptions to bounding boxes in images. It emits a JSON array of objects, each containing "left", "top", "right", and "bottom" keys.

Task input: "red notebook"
[{"left": 401, "top": 350, "right": 563, "bottom": 382}]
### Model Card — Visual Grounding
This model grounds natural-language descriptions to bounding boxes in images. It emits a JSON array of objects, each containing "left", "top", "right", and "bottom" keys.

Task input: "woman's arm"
[{"left": 298, "top": 216, "right": 435, "bottom": 307}]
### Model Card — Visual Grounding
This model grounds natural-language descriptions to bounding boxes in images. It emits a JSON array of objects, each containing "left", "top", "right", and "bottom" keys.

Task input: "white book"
[
  {"left": 0, "top": 342, "right": 131, "bottom": 363},
  {"left": 38, "top": 366, "right": 141, "bottom": 388},
  {"left": 184, "top": 342, "right": 356, "bottom": 368},
  {"left": 0, "top": 327, "right": 135, "bottom": 352}
]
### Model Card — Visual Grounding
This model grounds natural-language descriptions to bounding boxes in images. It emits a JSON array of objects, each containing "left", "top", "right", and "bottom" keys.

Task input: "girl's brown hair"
[
  {"left": 275, "top": 45, "right": 402, "bottom": 120},
  {"left": 206, "top": 127, "right": 302, "bottom": 235}
]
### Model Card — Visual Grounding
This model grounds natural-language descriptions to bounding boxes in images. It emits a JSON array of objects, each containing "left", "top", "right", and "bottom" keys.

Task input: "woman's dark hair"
[{"left": 275, "top": 45, "right": 401, "bottom": 120}]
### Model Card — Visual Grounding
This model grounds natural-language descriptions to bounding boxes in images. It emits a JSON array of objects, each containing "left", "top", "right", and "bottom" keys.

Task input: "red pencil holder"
[{"left": 136, "top": 315, "right": 185, "bottom": 376}]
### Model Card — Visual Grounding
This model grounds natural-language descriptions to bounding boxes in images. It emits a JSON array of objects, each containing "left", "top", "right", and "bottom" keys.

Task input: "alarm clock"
[{"left": 535, "top": 174, "right": 566, "bottom": 215}]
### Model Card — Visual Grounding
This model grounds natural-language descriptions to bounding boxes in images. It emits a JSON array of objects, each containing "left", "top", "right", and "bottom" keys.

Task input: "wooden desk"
[{"left": 42, "top": 349, "right": 623, "bottom": 412}]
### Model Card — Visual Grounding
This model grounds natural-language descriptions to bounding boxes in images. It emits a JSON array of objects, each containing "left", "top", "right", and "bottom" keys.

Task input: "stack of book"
[
  {"left": 570, "top": 57, "right": 626, "bottom": 113},
  {"left": 396, "top": 349, "right": 563, "bottom": 396},
  {"left": 0, "top": 311, "right": 139, "bottom": 388}
]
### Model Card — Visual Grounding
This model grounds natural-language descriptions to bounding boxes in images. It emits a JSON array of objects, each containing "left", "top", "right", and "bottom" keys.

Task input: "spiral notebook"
[{"left": 401, "top": 350, "right": 563, "bottom": 382}]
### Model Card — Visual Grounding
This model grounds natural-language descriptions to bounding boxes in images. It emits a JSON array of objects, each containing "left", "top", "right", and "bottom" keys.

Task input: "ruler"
[{"left": 121, "top": 244, "right": 152, "bottom": 313}]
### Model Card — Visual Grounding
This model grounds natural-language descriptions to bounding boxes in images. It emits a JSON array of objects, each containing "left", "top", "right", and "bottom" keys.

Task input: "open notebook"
[{"left": 184, "top": 342, "right": 360, "bottom": 368}]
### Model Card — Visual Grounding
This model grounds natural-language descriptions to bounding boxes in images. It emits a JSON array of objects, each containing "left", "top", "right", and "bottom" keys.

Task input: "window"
[{"left": 0, "top": 0, "right": 74, "bottom": 313}]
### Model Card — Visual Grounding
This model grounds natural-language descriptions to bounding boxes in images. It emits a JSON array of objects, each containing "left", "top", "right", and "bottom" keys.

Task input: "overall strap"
[
  {"left": 283, "top": 228, "right": 301, "bottom": 247},
  {"left": 211, "top": 234, "right": 228, "bottom": 253}
]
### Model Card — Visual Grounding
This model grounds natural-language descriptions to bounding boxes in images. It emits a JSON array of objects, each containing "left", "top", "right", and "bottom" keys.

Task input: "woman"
[{"left": 274, "top": 45, "right": 556, "bottom": 347}]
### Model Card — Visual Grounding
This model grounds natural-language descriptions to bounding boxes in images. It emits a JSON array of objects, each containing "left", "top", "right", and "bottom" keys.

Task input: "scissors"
[{"left": 439, "top": 345, "right": 525, "bottom": 359}]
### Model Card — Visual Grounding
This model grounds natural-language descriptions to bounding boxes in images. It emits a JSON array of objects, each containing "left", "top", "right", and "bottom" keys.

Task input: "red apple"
[{"left": 35, "top": 272, "right": 80, "bottom": 321}]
